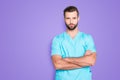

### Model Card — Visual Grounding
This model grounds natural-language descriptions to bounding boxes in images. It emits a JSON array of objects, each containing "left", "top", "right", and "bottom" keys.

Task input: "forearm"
[
  {"left": 64, "top": 57, "right": 92, "bottom": 67},
  {"left": 54, "top": 59, "right": 82, "bottom": 70},
  {"left": 64, "top": 53, "right": 96, "bottom": 67}
]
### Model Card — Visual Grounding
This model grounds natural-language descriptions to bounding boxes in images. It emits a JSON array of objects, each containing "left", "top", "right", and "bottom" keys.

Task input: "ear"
[
  {"left": 64, "top": 18, "right": 66, "bottom": 22},
  {"left": 78, "top": 16, "right": 80, "bottom": 21}
]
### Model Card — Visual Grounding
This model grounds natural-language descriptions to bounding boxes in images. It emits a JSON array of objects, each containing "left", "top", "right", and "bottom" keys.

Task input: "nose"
[{"left": 70, "top": 19, "right": 73, "bottom": 23}]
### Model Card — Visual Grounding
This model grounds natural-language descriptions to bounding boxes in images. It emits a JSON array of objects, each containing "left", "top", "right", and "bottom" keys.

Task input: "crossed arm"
[{"left": 51, "top": 50, "right": 97, "bottom": 70}]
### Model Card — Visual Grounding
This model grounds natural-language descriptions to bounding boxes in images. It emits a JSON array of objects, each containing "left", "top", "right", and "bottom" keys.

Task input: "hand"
[
  {"left": 63, "top": 58, "right": 70, "bottom": 62},
  {"left": 84, "top": 50, "right": 92, "bottom": 56}
]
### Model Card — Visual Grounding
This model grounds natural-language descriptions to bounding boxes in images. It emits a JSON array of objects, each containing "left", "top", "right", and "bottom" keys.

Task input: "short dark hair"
[{"left": 63, "top": 6, "right": 79, "bottom": 17}]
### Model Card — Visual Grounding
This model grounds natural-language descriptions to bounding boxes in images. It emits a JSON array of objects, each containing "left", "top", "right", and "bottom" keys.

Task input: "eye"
[
  {"left": 66, "top": 17, "right": 70, "bottom": 19},
  {"left": 73, "top": 17, "right": 77, "bottom": 19}
]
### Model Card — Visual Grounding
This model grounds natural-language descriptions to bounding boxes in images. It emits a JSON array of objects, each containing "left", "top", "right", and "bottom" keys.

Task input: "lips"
[{"left": 69, "top": 24, "right": 74, "bottom": 26}]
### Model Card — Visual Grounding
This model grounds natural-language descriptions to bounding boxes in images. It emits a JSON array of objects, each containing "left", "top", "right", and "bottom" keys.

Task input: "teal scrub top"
[{"left": 51, "top": 31, "right": 96, "bottom": 80}]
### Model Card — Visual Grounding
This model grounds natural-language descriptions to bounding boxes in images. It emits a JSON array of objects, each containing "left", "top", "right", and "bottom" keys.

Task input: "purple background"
[{"left": 0, "top": 0, "right": 120, "bottom": 80}]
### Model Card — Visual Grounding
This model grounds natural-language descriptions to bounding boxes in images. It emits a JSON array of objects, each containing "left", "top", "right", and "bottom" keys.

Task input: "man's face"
[{"left": 64, "top": 11, "right": 79, "bottom": 30}]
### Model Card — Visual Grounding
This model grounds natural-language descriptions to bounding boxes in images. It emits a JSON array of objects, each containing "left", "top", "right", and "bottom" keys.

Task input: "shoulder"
[
  {"left": 80, "top": 32, "right": 92, "bottom": 38},
  {"left": 52, "top": 32, "right": 65, "bottom": 42},
  {"left": 80, "top": 32, "right": 94, "bottom": 42}
]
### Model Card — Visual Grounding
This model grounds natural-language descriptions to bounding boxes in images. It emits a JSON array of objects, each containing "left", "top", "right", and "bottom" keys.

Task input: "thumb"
[{"left": 85, "top": 50, "right": 92, "bottom": 56}]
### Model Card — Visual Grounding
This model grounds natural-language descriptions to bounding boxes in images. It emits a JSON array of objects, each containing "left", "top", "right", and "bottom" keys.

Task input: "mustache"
[{"left": 69, "top": 23, "right": 74, "bottom": 25}]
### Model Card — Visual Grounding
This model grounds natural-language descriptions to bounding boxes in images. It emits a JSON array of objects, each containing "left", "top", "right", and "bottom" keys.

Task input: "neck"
[{"left": 66, "top": 27, "right": 79, "bottom": 39}]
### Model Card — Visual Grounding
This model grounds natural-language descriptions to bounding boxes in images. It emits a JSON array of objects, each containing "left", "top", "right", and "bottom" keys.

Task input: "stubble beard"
[{"left": 65, "top": 23, "right": 78, "bottom": 31}]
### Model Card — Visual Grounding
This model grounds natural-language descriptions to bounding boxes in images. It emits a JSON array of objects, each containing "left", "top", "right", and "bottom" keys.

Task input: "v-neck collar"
[{"left": 64, "top": 31, "right": 81, "bottom": 41}]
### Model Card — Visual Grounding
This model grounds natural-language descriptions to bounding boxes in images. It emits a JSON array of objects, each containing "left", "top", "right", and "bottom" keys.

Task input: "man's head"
[{"left": 64, "top": 6, "right": 79, "bottom": 31}]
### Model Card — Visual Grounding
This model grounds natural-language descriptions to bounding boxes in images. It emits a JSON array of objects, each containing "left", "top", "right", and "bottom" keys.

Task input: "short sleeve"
[
  {"left": 85, "top": 34, "right": 96, "bottom": 53},
  {"left": 51, "top": 37, "right": 62, "bottom": 56}
]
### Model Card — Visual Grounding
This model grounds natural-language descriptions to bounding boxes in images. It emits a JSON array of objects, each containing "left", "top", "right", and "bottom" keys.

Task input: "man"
[{"left": 51, "top": 6, "right": 97, "bottom": 80}]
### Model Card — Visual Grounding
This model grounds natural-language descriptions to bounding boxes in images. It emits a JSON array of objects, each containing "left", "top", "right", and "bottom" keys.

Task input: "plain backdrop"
[{"left": 0, "top": 0, "right": 120, "bottom": 80}]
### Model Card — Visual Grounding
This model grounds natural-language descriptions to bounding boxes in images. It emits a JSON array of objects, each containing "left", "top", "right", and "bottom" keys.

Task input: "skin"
[{"left": 52, "top": 11, "right": 97, "bottom": 70}]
